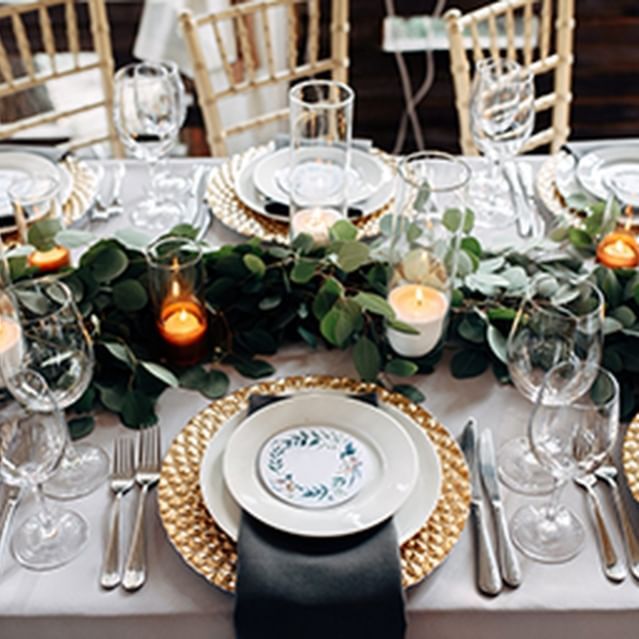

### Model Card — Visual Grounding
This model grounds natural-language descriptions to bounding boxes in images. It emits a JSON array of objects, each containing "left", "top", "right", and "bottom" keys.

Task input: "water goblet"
[
  {"left": 3, "top": 278, "right": 108, "bottom": 499},
  {"left": 113, "top": 61, "right": 185, "bottom": 232},
  {"left": 499, "top": 279, "right": 605, "bottom": 495},
  {"left": 0, "top": 370, "right": 89, "bottom": 570},
  {"left": 469, "top": 58, "right": 535, "bottom": 228},
  {"left": 510, "top": 362, "right": 619, "bottom": 563}
]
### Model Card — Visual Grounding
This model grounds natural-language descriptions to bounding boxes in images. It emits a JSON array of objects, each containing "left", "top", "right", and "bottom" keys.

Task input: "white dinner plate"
[
  {"left": 253, "top": 147, "right": 385, "bottom": 205},
  {"left": 233, "top": 148, "right": 395, "bottom": 222},
  {"left": 0, "top": 152, "right": 73, "bottom": 222},
  {"left": 576, "top": 145, "right": 639, "bottom": 202},
  {"left": 200, "top": 392, "right": 441, "bottom": 542}
]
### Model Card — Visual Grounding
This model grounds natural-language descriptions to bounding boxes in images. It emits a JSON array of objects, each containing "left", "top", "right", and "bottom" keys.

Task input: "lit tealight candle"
[
  {"left": 596, "top": 232, "right": 639, "bottom": 269},
  {"left": 387, "top": 284, "right": 449, "bottom": 357},
  {"left": 27, "top": 246, "right": 70, "bottom": 273},
  {"left": 290, "top": 208, "right": 342, "bottom": 245},
  {"left": 0, "top": 316, "right": 23, "bottom": 384},
  {"left": 158, "top": 298, "right": 208, "bottom": 366}
]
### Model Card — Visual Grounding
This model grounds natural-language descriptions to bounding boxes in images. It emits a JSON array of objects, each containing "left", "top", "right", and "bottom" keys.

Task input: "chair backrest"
[
  {"left": 180, "top": 0, "right": 350, "bottom": 156},
  {"left": 445, "top": 0, "right": 575, "bottom": 155},
  {"left": 0, "top": 0, "right": 121, "bottom": 156}
]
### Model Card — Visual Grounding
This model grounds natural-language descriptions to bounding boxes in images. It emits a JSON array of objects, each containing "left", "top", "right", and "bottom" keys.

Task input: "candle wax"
[
  {"left": 596, "top": 232, "right": 639, "bottom": 269},
  {"left": 28, "top": 246, "right": 70, "bottom": 273},
  {"left": 158, "top": 300, "right": 207, "bottom": 347},
  {"left": 389, "top": 284, "right": 448, "bottom": 323},
  {"left": 291, "top": 208, "right": 342, "bottom": 245}
]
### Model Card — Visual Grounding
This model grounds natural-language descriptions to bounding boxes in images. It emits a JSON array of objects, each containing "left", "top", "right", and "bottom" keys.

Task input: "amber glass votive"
[
  {"left": 596, "top": 231, "right": 639, "bottom": 269},
  {"left": 146, "top": 236, "right": 208, "bottom": 366}
]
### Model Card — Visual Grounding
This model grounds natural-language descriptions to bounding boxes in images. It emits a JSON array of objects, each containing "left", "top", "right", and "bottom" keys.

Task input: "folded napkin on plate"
[
  {"left": 234, "top": 393, "right": 406, "bottom": 639},
  {"left": 273, "top": 133, "right": 373, "bottom": 153},
  {"left": 0, "top": 143, "right": 68, "bottom": 163}
]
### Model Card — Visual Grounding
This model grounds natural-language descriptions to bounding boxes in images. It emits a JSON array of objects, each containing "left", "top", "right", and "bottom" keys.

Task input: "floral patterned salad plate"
[{"left": 222, "top": 394, "right": 419, "bottom": 537}]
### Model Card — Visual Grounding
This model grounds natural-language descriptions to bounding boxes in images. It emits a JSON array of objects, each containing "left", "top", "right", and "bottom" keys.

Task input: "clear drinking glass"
[
  {"left": 113, "top": 61, "right": 185, "bottom": 232},
  {"left": 288, "top": 80, "right": 354, "bottom": 245},
  {"left": 510, "top": 362, "right": 619, "bottom": 563},
  {"left": 153, "top": 60, "right": 190, "bottom": 196},
  {"left": 8, "top": 174, "right": 61, "bottom": 244},
  {"left": 0, "top": 370, "right": 88, "bottom": 570},
  {"left": 500, "top": 280, "right": 605, "bottom": 494},
  {"left": 385, "top": 151, "right": 471, "bottom": 358},
  {"left": 4, "top": 278, "right": 108, "bottom": 499},
  {"left": 469, "top": 58, "right": 535, "bottom": 228}
]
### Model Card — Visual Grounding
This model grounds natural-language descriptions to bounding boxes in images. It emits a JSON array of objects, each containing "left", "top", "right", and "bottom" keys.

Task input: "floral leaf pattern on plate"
[{"left": 259, "top": 427, "right": 367, "bottom": 509}]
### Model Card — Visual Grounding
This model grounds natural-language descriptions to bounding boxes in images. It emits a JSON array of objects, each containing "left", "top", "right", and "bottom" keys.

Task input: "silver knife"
[
  {"left": 0, "top": 485, "right": 20, "bottom": 564},
  {"left": 503, "top": 161, "right": 532, "bottom": 238},
  {"left": 460, "top": 418, "right": 502, "bottom": 596},
  {"left": 479, "top": 430, "right": 522, "bottom": 587}
]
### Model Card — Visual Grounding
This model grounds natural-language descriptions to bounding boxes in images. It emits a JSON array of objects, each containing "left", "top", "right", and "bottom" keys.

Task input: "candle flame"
[
  {"left": 179, "top": 308, "right": 188, "bottom": 322},
  {"left": 625, "top": 205, "right": 633, "bottom": 232},
  {"left": 415, "top": 286, "right": 424, "bottom": 306},
  {"left": 170, "top": 256, "right": 181, "bottom": 298}
]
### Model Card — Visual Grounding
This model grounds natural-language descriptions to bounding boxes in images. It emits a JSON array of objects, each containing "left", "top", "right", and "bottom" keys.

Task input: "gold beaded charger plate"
[
  {"left": 622, "top": 412, "right": 639, "bottom": 501},
  {"left": 158, "top": 375, "right": 471, "bottom": 593},
  {"left": 205, "top": 145, "right": 396, "bottom": 244},
  {"left": 536, "top": 153, "right": 639, "bottom": 229}
]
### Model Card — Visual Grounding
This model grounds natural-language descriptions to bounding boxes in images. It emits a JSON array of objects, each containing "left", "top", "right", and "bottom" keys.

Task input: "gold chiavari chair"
[
  {"left": 445, "top": 0, "right": 575, "bottom": 155},
  {"left": 0, "top": 0, "right": 122, "bottom": 156},
  {"left": 180, "top": 0, "right": 350, "bottom": 156}
]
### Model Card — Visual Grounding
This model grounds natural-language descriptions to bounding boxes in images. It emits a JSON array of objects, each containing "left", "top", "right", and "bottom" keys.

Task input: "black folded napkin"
[{"left": 234, "top": 393, "right": 407, "bottom": 639}]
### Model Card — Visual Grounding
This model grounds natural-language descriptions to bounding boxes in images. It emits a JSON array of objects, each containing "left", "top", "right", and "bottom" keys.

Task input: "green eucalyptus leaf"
[
  {"left": 603, "top": 349, "right": 624, "bottom": 373},
  {"left": 169, "top": 224, "right": 198, "bottom": 239},
  {"left": 379, "top": 214, "right": 395, "bottom": 237},
  {"left": 243, "top": 253, "right": 266, "bottom": 278},
  {"left": 55, "top": 229, "right": 95, "bottom": 248},
  {"left": 231, "top": 356, "right": 275, "bottom": 379},
  {"left": 385, "top": 359, "right": 419, "bottom": 377},
  {"left": 603, "top": 316, "right": 623, "bottom": 335},
  {"left": 406, "top": 222, "right": 422, "bottom": 242},
  {"left": 549, "top": 225, "right": 570, "bottom": 242},
  {"left": 611, "top": 305, "right": 637, "bottom": 328},
  {"left": 68, "top": 416, "right": 95, "bottom": 440},
  {"left": 501, "top": 266, "right": 528, "bottom": 292},
  {"left": 121, "top": 391, "right": 157, "bottom": 428},
  {"left": 458, "top": 315, "right": 486, "bottom": 344},
  {"left": 413, "top": 182, "right": 431, "bottom": 212},
  {"left": 442, "top": 208, "right": 463, "bottom": 233},
  {"left": 461, "top": 236, "right": 482, "bottom": 257},
  {"left": 487, "top": 307, "right": 517, "bottom": 321},
  {"left": 290, "top": 258, "right": 317, "bottom": 284},
  {"left": 450, "top": 349, "right": 489, "bottom": 378},
  {"left": 28, "top": 219, "right": 62, "bottom": 251},
  {"left": 320, "top": 306, "right": 354, "bottom": 347},
  {"left": 259, "top": 295, "right": 282, "bottom": 311},
  {"left": 297, "top": 325, "right": 318, "bottom": 348},
  {"left": 352, "top": 292, "right": 394, "bottom": 319},
  {"left": 392, "top": 384, "right": 425, "bottom": 404},
  {"left": 336, "top": 241, "right": 370, "bottom": 273},
  {"left": 329, "top": 220, "right": 358, "bottom": 241},
  {"left": 353, "top": 336, "right": 381, "bottom": 381},
  {"left": 291, "top": 232, "right": 315, "bottom": 254},
  {"left": 387, "top": 318, "right": 420, "bottom": 335},
  {"left": 114, "top": 227, "right": 152, "bottom": 250},
  {"left": 568, "top": 228, "right": 594, "bottom": 251},
  {"left": 584, "top": 207, "right": 605, "bottom": 238},
  {"left": 596, "top": 267, "right": 622, "bottom": 307},
  {"left": 91, "top": 246, "right": 129, "bottom": 283},
  {"left": 462, "top": 208, "right": 475, "bottom": 233},
  {"left": 487, "top": 325, "right": 508, "bottom": 363},
  {"left": 98, "top": 385, "right": 126, "bottom": 412},
  {"left": 141, "top": 362, "right": 179, "bottom": 387},
  {"left": 103, "top": 341, "right": 136, "bottom": 369},
  {"left": 112, "top": 279, "right": 148, "bottom": 312},
  {"left": 478, "top": 257, "right": 505, "bottom": 273},
  {"left": 71, "top": 386, "right": 96, "bottom": 413},
  {"left": 551, "top": 283, "right": 580, "bottom": 306}
]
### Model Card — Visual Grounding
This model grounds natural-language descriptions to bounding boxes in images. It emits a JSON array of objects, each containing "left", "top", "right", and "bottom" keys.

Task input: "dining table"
[{"left": 1, "top": 154, "right": 639, "bottom": 639}]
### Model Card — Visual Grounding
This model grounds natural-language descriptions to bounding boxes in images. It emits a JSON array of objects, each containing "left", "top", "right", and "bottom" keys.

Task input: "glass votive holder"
[
  {"left": 146, "top": 236, "right": 208, "bottom": 367},
  {"left": 288, "top": 80, "right": 355, "bottom": 245},
  {"left": 8, "top": 174, "right": 61, "bottom": 244}
]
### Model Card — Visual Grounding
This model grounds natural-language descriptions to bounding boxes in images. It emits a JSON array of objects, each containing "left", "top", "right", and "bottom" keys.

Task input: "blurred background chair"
[
  {"left": 180, "top": 0, "right": 350, "bottom": 156},
  {"left": 445, "top": 0, "right": 575, "bottom": 155},
  {"left": 0, "top": 0, "right": 121, "bottom": 156}
]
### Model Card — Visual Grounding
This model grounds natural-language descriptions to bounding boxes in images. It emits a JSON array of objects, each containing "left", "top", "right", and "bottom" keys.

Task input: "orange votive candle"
[{"left": 596, "top": 232, "right": 639, "bottom": 269}]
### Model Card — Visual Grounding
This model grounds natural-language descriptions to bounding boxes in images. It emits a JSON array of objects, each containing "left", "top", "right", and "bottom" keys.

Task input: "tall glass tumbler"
[
  {"left": 8, "top": 175, "right": 61, "bottom": 244},
  {"left": 288, "top": 80, "right": 355, "bottom": 245}
]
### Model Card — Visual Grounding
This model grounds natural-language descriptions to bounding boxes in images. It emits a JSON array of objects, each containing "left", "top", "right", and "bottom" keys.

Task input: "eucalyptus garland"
[{"left": 8, "top": 200, "right": 639, "bottom": 436}]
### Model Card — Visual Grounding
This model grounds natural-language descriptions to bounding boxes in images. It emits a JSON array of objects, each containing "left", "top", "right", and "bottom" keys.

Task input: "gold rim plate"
[
  {"left": 622, "top": 412, "right": 639, "bottom": 501},
  {"left": 205, "top": 145, "right": 395, "bottom": 244},
  {"left": 158, "top": 375, "right": 471, "bottom": 593}
]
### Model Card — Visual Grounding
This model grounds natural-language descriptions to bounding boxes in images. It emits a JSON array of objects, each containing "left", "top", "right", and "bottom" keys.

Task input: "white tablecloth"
[{"left": 1, "top": 158, "right": 638, "bottom": 639}]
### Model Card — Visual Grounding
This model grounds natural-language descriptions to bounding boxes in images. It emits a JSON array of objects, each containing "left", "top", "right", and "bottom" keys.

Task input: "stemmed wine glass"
[
  {"left": 469, "top": 58, "right": 535, "bottom": 228},
  {"left": 2, "top": 278, "right": 108, "bottom": 499},
  {"left": 0, "top": 370, "right": 89, "bottom": 570},
  {"left": 510, "top": 362, "right": 619, "bottom": 563},
  {"left": 113, "top": 61, "right": 185, "bottom": 232},
  {"left": 500, "top": 279, "right": 605, "bottom": 495}
]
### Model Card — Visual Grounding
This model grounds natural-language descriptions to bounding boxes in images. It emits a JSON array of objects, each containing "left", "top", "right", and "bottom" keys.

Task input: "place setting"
[{"left": 205, "top": 80, "right": 397, "bottom": 244}]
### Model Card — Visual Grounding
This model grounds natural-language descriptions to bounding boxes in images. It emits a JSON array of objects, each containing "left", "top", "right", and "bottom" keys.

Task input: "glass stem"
[
  {"left": 148, "top": 157, "right": 160, "bottom": 203},
  {"left": 33, "top": 483, "right": 56, "bottom": 536},
  {"left": 545, "top": 479, "right": 564, "bottom": 522}
]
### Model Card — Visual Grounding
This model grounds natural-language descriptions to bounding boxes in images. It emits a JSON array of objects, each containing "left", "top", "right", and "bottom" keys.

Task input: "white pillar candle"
[
  {"left": 290, "top": 208, "right": 342, "bottom": 246},
  {"left": 387, "top": 284, "right": 449, "bottom": 358},
  {"left": 0, "top": 317, "right": 23, "bottom": 383}
]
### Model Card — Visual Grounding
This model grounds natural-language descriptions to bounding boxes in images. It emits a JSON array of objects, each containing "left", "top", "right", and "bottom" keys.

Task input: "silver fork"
[
  {"left": 100, "top": 437, "right": 135, "bottom": 589},
  {"left": 122, "top": 426, "right": 161, "bottom": 591},
  {"left": 574, "top": 474, "right": 627, "bottom": 582},
  {"left": 595, "top": 456, "right": 639, "bottom": 580}
]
